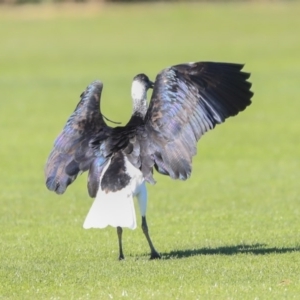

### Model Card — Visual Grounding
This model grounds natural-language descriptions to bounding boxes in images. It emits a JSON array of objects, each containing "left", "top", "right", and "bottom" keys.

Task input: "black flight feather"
[
  {"left": 44, "top": 80, "right": 111, "bottom": 194},
  {"left": 145, "top": 62, "right": 253, "bottom": 180}
]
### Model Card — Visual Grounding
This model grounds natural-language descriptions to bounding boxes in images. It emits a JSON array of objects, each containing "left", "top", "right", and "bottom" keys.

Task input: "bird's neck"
[{"left": 132, "top": 98, "right": 148, "bottom": 119}]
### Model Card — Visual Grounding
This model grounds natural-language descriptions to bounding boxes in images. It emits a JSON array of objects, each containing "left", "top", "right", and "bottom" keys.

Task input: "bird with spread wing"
[{"left": 45, "top": 62, "right": 253, "bottom": 260}]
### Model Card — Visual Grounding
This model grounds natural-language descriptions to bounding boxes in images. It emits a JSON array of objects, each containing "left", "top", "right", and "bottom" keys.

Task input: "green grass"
[{"left": 1, "top": 2, "right": 300, "bottom": 299}]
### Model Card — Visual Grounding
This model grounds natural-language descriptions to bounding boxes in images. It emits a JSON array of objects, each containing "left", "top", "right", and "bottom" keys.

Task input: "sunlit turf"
[{"left": 1, "top": 2, "right": 300, "bottom": 299}]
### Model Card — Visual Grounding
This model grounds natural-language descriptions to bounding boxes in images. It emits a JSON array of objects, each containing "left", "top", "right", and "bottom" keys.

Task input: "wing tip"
[
  {"left": 90, "top": 80, "right": 103, "bottom": 88},
  {"left": 80, "top": 80, "right": 103, "bottom": 99},
  {"left": 45, "top": 176, "right": 68, "bottom": 195}
]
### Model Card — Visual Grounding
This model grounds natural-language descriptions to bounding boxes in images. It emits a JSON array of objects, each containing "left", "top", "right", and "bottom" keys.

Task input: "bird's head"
[
  {"left": 133, "top": 73, "right": 154, "bottom": 90},
  {"left": 131, "top": 73, "right": 154, "bottom": 101}
]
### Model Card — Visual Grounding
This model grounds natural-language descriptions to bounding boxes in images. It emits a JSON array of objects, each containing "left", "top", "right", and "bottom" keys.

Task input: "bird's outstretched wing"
[
  {"left": 45, "top": 81, "right": 111, "bottom": 195},
  {"left": 145, "top": 62, "right": 253, "bottom": 180}
]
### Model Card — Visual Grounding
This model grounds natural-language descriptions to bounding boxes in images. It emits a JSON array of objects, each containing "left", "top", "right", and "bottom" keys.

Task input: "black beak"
[{"left": 149, "top": 80, "right": 154, "bottom": 89}]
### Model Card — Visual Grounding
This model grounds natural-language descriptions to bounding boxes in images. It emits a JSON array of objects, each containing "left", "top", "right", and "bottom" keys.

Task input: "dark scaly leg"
[
  {"left": 117, "top": 226, "right": 124, "bottom": 260},
  {"left": 142, "top": 216, "right": 161, "bottom": 259}
]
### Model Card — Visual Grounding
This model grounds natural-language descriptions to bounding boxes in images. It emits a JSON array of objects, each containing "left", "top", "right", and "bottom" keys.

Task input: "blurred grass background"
[{"left": 1, "top": 2, "right": 300, "bottom": 299}]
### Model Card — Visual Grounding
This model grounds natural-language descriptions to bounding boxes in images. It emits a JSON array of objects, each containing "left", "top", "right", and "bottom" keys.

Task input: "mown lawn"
[{"left": 1, "top": 2, "right": 300, "bottom": 299}]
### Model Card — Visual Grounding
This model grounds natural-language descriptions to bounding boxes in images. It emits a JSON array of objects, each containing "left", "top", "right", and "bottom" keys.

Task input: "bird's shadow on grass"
[{"left": 162, "top": 243, "right": 300, "bottom": 259}]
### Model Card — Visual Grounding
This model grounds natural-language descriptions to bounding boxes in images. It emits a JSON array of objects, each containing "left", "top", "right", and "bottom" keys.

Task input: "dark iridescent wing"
[
  {"left": 45, "top": 80, "right": 111, "bottom": 195},
  {"left": 145, "top": 62, "right": 253, "bottom": 180}
]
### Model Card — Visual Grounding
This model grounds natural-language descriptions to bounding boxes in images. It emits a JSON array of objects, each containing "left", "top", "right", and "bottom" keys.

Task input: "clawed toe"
[{"left": 150, "top": 251, "right": 161, "bottom": 260}]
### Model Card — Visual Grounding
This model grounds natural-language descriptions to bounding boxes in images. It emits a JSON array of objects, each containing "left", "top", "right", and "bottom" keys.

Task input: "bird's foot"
[
  {"left": 118, "top": 254, "right": 125, "bottom": 261},
  {"left": 150, "top": 251, "right": 161, "bottom": 260}
]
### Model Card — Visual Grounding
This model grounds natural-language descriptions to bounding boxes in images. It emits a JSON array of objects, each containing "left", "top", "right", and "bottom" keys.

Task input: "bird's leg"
[
  {"left": 141, "top": 216, "right": 161, "bottom": 259},
  {"left": 117, "top": 226, "right": 125, "bottom": 260}
]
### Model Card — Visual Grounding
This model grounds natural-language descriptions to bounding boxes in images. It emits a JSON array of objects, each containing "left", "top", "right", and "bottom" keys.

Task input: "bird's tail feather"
[{"left": 83, "top": 188, "right": 137, "bottom": 230}]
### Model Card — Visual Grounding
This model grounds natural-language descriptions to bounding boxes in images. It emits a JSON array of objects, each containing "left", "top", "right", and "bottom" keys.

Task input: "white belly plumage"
[{"left": 83, "top": 156, "right": 147, "bottom": 230}]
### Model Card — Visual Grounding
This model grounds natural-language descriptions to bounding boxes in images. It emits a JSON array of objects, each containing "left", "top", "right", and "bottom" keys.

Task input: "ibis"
[{"left": 45, "top": 61, "right": 253, "bottom": 260}]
